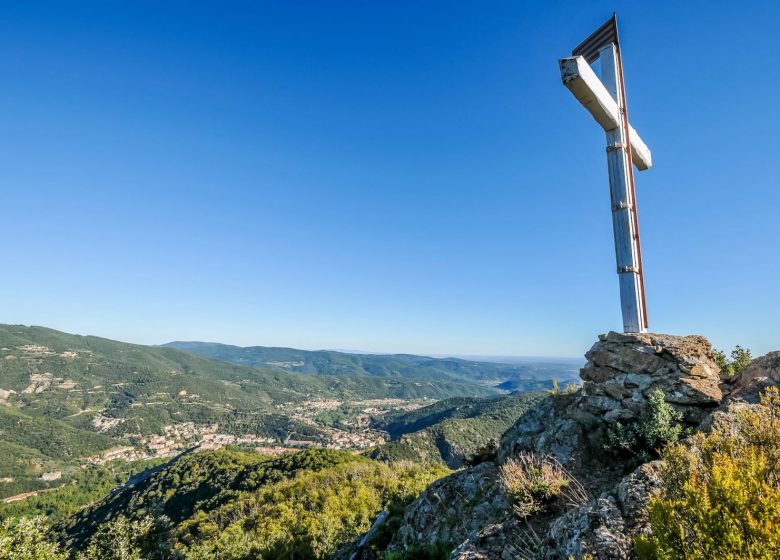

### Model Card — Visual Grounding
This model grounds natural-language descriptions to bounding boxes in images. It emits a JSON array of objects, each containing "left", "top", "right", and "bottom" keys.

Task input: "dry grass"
[{"left": 500, "top": 452, "right": 588, "bottom": 519}]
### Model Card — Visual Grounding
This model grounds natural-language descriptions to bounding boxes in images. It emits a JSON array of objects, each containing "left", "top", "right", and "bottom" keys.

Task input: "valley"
[
  {"left": 1, "top": 324, "right": 774, "bottom": 560},
  {"left": 0, "top": 324, "right": 572, "bottom": 511}
]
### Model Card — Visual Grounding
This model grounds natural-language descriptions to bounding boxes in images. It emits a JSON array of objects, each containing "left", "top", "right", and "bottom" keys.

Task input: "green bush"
[
  {"left": 82, "top": 515, "right": 156, "bottom": 560},
  {"left": 173, "top": 457, "right": 449, "bottom": 559},
  {"left": 636, "top": 386, "right": 780, "bottom": 559},
  {"left": 714, "top": 345, "right": 752, "bottom": 380},
  {"left": 0, "top": 517, "right": 66, "bottom": 560},
  {"left": 604, "top": 390, "right": 684, "bottom": 463}
]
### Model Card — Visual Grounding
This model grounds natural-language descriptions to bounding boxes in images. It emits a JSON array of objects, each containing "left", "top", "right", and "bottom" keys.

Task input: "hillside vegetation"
[
  {"left": 371, "top": 392, "right": 546, "bottom": 467},
  {"left": 2, "top": 335, "right": 778, "bottom": 560},
  {"left": 0, "top": 324, "right": 501, "bottom": 499},
  {"left": 164, "top": 341, "right": 580, "bottom": 391},
  {"left": 55, "top": 448, "right": 449, "bottom": 559},
  {"left": 637, "top": 385, "right": 780, "bottom": 559}
]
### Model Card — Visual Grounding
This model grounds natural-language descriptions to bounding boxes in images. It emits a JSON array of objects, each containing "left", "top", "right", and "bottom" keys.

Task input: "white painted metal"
[
  {"left": 559, "top": 56, "right": 652, "bottom": 171},
  {"left": 599, "top": 43, "right": 646, "bottom": 333}
]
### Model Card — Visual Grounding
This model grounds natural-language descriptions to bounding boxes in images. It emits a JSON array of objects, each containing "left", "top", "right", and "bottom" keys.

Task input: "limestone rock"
[
  {"left": 387, "top": 462, "right": 512, "bottom": 555},
  {"left": 580, "top": 332, "right": 723, "bottom": 425},
  {"left": 735, "top": 351, "right": 780, "bottom": 389},
  {"left": 543, "top": 462, "right": 661, "bottom": 560}
]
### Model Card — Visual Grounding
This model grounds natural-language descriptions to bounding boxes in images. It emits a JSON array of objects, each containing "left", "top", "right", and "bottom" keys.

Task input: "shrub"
[
  {"left": 636, "top": 386, "right": 780, "bottom": 559},
  {"left": 80, "top": 515, "right": 157, "bottom": 560},
  {"left": 549, "top": 379, "right": 579, "bottom": 395},
  {"left": 0, "top": 516, "right": 67, "bottom": 560},
  {"left": 176, "top": 459, "right": 449, "bottom": 559},
  {"left": 500, "top": 453, "right": 586, "bottom": 518},
  {"left": 604, "top": 390, "right": 684, "bottom": 463},
  {"left": 714, "top": 345, "right": 752, "bottom": 380}
]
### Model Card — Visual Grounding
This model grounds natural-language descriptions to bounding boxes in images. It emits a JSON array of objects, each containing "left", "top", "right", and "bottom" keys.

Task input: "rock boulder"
[{"left": 580, "top": 332, "right": 723, "bottom": 425}]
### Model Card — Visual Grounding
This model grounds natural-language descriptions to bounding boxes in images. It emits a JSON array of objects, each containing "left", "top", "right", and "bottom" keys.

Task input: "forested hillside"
[
  {"left": 164, "top": 341, "right": 580, "bottom": 391},
  {"left": 0, "top": 324, "right": 496, "bottom": 500},
  {"left": 371, "top": 391, "right": 546, "bottom": 467},
  {"left": 0, "top": 324, "right": 575, "bottom": 559},
  {"left": 56, "top": 448, "right": 450, "bottom": 559}
]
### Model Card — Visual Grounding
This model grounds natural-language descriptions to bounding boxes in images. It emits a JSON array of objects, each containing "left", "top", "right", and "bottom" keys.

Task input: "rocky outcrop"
[
  {"left": 388, "top": 462, "right": 513, "bottom": 555},
  {"left": 580, "top": 332, "right": 723, "bottom": 425},
  {"left": 375, "top": 333, "right": 758, "bottom": 560},
  {"left": 699, "top": 357, "right": 780, "bottom": 434},
  {"left": 449, "top": 523, "right": 521, "bottom": 560},
  {"left": 733, "top": 350, "right": 780, "bottom": 389},
  {"left": 498, "top": 392, "right": 590, "bottom": 465},
  {"left": 442, "top": 458, "right": 663, "bottom": 560},
  {"left": 543, "top": 462, "right": 661, "bottom": 560},
  {"left": 502, "top": 332, "right": 723, "bottom": 467}
]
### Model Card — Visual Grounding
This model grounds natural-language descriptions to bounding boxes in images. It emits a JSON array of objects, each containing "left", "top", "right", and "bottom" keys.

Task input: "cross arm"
[{"left": 559, "top": 56, "right": 652, "bottom": 171}]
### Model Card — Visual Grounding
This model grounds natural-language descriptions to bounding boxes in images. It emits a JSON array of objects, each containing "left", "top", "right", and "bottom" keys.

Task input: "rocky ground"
[{"left": 343, "top": 331, "right": 778, "bottom": 560}]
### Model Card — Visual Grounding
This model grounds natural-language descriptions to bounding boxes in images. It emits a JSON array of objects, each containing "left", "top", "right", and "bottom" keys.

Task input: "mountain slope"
[
  {"left": 58, "top": 448, "right": 450, "bottom": 558},
  {"left": 0, "top": 324, "right": 495, "bottom": 499},
  {"left": 163, "top": 341, "right": 580, "bottom": 391},
  {"left": 370, "top": 391, "right": 547, "bottom": 468}
]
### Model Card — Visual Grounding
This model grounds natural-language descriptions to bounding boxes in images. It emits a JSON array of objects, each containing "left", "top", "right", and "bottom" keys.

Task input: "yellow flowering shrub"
[{"left": 636, "top": 386, "right": 780, "bottom": 559}]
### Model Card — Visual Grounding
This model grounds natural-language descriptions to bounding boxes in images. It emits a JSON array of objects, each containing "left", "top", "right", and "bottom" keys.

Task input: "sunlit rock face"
[
  {"left": 499, "top": 332, "right": 723, "bottom": 467},
  {"left": 734, "top": 350, "right": 780, "bottom": 389},
  {"left": 579, "top": 332, "right": 723, "bottom": 425}
]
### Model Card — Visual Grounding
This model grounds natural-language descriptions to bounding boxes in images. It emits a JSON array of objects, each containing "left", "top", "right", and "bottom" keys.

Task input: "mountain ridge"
[
  {"left": 0, "top": 324, "right": 502, "bottom": 501},
  {"left": 161, "top": 340, "right": 580, "bottom": 388}
]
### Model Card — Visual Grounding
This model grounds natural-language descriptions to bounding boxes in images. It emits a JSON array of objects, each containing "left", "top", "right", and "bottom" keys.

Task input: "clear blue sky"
[{"left": 1, "top": 1, "right": 778, "bottom": 358}]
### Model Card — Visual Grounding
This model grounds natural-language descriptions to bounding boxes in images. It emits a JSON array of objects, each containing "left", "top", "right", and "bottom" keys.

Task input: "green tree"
[
  {"left": 81, "top": 515, "right": 154, "bottom": 560},
  {"left": 175, "top": 459, "right": 449, "bottom": 560},
  {"left": 0, "top": 517, "right": 67, "bottom": 560},
  {"left": 714, "top": 345, "right": 752, "bottom": 379}
]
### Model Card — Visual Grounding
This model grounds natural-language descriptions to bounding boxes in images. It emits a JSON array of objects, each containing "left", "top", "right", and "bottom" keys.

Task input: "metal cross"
[{"left": 559, "top": 15, "right": 651, "bottom": 334}]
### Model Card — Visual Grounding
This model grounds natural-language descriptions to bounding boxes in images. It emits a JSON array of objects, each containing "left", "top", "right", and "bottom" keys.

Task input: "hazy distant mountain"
[{"left": 162, "top": 341, "right": 580, "bottom": 390}]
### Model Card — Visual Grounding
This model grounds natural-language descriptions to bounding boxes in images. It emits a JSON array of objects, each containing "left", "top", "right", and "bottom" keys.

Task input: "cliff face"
[{"left": 381, "top": 332, "right": 751, "bottom": 560}]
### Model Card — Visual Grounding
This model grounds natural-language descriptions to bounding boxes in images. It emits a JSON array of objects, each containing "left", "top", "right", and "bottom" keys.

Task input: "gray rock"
[
  {"left": 387, "top": 333, "right": 739, "bottom": 560},
  {"left": 499, "top": 395, "right": 587, "bottom": 466},
  {"left": 581, "top": 366, "right": 618, "bottom": 383},
  {"left": 578, "top": 332, "right": 723, "bottom": 424},
  {"left": 543, "top": 462, "right": 661, "bottom": 560},
  {"left": 388, "top": 462, "right": 511, "bottom": 555},
  {"left": 735, "top": 351, "right": 780, "bottom": 389}
]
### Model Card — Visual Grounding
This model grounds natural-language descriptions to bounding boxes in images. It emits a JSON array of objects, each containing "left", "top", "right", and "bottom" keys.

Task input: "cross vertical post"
[
  {"left": 600, "top": 43, "right": 647, "bottom": 333},
  {"left": 558, "top": 14, "right": 651, "bottom": 334}
]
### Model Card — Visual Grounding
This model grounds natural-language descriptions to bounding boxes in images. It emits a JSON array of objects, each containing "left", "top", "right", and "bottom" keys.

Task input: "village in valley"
[
  {"left": 86, "top": 396, "right": 408, "bottom": 467},
  {"left": 0, "top": 341, "right": 429, "bottom": 505}
]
